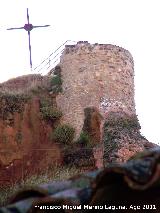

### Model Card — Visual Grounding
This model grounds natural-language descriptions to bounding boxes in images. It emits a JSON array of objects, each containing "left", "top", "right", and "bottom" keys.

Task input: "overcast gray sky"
[{"left": 0, "top": 0, "right": 160, "bottom": 144}]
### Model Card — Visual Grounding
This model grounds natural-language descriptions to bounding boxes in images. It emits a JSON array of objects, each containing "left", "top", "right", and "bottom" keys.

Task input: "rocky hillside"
[{"left": 0, "top": 74, "right": 63, "bottom": 185}]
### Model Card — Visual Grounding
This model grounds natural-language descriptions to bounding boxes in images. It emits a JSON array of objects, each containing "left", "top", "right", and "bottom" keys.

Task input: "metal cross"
[{"left": 7, "top": 8, "right": 50, "bottom": 69}]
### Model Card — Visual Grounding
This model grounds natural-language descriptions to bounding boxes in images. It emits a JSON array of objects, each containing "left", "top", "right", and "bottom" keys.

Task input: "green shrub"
[
  {"left": 50, "top": 74, "right": 62, "bottom": 94},
  {"left": 52, "top": 124, "right": 75, "bottom": 144},
  {"left": 40, "top": 106, "right": 62, "bottom": 121},
  {"left": 0, "top": 94, "right": 29, "bottom": 120},
  {"left": 39, "top": 98, "right": 53, "bottom": 108},
  {"left": 51, "top": 85, "right": 62, "bottom": 93},
  {"left": 50, "top": 75, "right": 62, "bottom": 86},
  {"left": 76, "top": 131, "right": 92, "bottom": 147}
]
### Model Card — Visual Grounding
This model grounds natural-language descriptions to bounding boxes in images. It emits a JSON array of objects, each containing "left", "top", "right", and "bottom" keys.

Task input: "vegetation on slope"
[
  {"left": 52, "top": 124, "right": 75, "bottom": 144},
  {"left": 49, "top": 65, "right": 63, "bottom": 94},
  {"left": 0, "top": 166, "right": 80, "bottom": 207},
  {"left": 103, "top": 111, "right": 143, "bottom": 163},
  {"left": 0, "top": 94, "right": 30, "bottom": 121}
]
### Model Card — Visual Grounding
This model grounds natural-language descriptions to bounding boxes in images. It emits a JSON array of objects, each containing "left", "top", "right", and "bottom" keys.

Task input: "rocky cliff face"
[{"left": 0, "top": 75, "right": 63, "bottom": 185}]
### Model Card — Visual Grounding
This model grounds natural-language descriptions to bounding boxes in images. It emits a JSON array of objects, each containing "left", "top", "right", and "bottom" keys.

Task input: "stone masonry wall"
[{"left": 56, "top": 41, "right": 135, "bottom": 138}]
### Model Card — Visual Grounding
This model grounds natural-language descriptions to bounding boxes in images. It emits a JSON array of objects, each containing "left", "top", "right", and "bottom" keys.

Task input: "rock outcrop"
[{"left": 0, "top": 75, "right": 62, "bottom": 186}]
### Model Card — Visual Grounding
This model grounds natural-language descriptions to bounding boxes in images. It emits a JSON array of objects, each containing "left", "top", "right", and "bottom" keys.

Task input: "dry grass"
[
  {"left": 0, "top": 74, "right": 51, "bottom": 95},
  {"left": 0, "top": 166, "right": 80, "bottom": 207}
]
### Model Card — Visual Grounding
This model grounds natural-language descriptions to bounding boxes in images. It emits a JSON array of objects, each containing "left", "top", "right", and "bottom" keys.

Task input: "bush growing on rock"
[
  {"left": 50, "top": 68, "right": 62, "bottom": 94},
  {"left": 50, "top": 75, "right": 62, "bottom": 86},
  {"left": 76, "top": 131, "right": 92, "bottom": 147},
  {"left": 39, "top": 98, "right": 53, "bottom": 108},
  {"left": 40, "top": 106, "right": 62, "bottom": 122},
  {"left": 52, "top": 124, "right": 75, "bottom": 144},
  {"left": 0, "top": 93, "right": 29, "bottom": 121}
]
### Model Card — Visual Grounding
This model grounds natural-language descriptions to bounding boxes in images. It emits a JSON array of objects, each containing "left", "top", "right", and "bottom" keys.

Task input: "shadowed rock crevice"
[{"left": 82, "top": 107, "right": 103, "bottom": 145}]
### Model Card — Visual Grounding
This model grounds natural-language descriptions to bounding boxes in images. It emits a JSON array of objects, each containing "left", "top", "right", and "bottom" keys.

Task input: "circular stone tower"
[{"left": 56, "top": 41, "right": 135, "bottom": 138}]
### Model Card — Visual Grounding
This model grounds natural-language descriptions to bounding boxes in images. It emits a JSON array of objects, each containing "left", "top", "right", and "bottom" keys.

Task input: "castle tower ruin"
[{"left": 56, "top": 41, "right": 135, "bottom": 138}]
